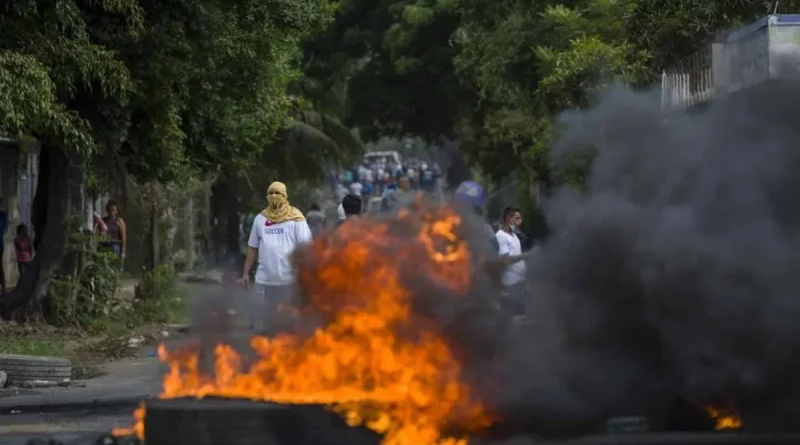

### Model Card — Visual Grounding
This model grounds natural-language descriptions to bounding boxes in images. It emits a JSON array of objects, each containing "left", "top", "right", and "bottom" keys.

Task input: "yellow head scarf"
[{"left": 261, "top": 181, "right": 305, "bottom": 223}]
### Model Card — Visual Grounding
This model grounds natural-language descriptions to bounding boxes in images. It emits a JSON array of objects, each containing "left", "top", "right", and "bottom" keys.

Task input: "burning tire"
[
  {"left": 0, "top": 354, "right": 71, "bottom": 385},
  {"left": 143, "top": 398, "right": 381, "bottom": 445}
]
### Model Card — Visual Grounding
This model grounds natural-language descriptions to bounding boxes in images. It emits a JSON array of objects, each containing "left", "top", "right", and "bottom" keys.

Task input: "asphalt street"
[
  {"left": 0, "top": 356, "right": 161, "bottom": 445},
  {"left": 0, "top": 280, "right": 248, "bottom": 445}
]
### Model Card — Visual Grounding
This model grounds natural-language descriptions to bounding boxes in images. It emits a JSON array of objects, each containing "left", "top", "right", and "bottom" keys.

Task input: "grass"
[
  {"left": 0, "top": 335, "right": 70, "bottom": 357},
  {"left": 0, "top": 282, "right": 190, "bottom": 381},
  {"left": 166, "top": 286, "right": 190, "bottom": 324}
]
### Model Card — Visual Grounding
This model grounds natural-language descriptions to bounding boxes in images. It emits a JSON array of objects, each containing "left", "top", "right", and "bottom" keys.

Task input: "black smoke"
[
  {"left": 180, "top": 77, "right": 800, "bottom": 440},
  {"left": 466, "top": 79, "right": 800, "bottom": 436}
]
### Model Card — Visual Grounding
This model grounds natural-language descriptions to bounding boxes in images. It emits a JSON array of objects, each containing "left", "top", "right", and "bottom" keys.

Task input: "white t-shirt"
[
  {"left": 350, "top": 182, "right": 363, "bottom": 196},
  {"left": 495, "top": 230, "right": 526, "bottom": 286},
  {"left": 248, "top": 214, "right": 313, "bottom": 285}
]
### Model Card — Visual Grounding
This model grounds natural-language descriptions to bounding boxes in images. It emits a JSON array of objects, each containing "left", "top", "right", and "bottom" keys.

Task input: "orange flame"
[
  {"left": 116, "top": 205, "right": 492, "bottom": 445},
  {"left": 706, "top": 405, "right": 743, "bottom": 430}
]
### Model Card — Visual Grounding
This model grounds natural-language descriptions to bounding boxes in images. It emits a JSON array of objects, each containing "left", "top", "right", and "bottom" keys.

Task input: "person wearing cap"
[{"left": 453, "top": 180, "right": 496, "bottom": 246}]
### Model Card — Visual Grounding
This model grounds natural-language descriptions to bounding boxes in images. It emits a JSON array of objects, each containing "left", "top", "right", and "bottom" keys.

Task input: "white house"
[{"left": 662, "top": 14, "right": 800, "bottom": 112}]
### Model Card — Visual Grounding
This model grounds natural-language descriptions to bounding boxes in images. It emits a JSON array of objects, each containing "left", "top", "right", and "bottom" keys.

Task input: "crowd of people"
[
  {"left": 332, "top": 156, "right": 442, "bottom": 213},
  {"left": 237, "top": 178, "right": 534, "bottom": 334}
]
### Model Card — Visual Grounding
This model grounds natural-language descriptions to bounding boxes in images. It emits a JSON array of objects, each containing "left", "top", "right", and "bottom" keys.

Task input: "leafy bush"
[
  {"left": 46, "top": 249, "right": 122, "bottom": 328},
  {"left": 132, "top": 265, "right": 183, "bottom": 324}
]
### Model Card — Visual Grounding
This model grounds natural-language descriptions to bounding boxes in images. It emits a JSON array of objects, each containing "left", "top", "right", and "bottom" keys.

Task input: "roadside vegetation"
[
  {"left": 0, "top": 260, "right": 186, "bottom": 379},
  {"left": 0, "top": 0, "right": 786, "bottom": 379}
]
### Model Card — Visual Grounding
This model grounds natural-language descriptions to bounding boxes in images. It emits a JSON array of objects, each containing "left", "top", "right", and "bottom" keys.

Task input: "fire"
[
  {"left": 115, "top": 205, "right": 492, "bottom": 445},
  {"left": 706, "top": 405, "right": 743, "bottom": 430}
]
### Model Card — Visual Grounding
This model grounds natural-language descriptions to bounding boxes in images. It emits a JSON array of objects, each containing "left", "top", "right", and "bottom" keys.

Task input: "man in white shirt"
[
  {"left": 495, "top": 207, "right": 532, "bottom": 315},
  {"left": 241, "top": 181, "right": 313, "bottom": 332}
]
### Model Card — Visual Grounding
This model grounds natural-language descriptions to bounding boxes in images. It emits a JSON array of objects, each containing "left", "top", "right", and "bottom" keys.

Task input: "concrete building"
[
  {"left": 662, "top": 14, "right": 800, "bottom": 112},
  {"left": 0, "top": 140, "right": 107, "bottom": 288}
]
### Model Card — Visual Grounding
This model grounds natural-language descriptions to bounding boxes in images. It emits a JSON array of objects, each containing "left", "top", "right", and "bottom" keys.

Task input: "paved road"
[
  {"left": 0, "top": 408, "right": 133, "bottom": 445},
  {"left": 0, "top": 281, "right": 252, "bottom": 445},
  {"left": 0, "top": 356, "right": 161, "bottom": 444}
]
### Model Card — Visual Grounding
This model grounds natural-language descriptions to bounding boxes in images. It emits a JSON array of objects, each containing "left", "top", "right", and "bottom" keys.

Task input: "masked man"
[
  {"left": 495, "top": 206, "right": 532, "bottom": 315},
  {"left": 240, "top": 182, "right": 313, "bottom": 332}
]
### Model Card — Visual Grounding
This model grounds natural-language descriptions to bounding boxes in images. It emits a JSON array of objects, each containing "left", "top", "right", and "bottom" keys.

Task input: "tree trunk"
[
  {"left": 1, "top": 144, "right": 85, "bottom": 316},
  {"left": 201, "top": 179, "right": 212, "bottom": 262},
  {"left": 31, "top": 146, "right": 50, "bottom": 253},
  {"left": 162, "top": 205, "right": 177, "bottom": 273},
  {"left": 225, "top": 181, "right": 240, "bottom": 256},
  {"left": 150, "top": 191, "right": 160, "bottom": 270},
  {"left": 211, "top": 180, "right": 225, "bottom": 261},
  {"left": 186, "top": 198, "right": 195, "bottom": 272},
  {"left": 211, "top": 178, "right": 241, "bottom": 258}
]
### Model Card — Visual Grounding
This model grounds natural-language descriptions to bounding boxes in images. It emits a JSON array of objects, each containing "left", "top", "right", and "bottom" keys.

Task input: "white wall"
[{"left": 0, "top": 143, "right": 20, "bottom": 286}]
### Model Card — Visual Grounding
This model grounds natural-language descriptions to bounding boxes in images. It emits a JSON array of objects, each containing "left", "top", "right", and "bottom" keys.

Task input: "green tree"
[
  {"left": 303, "top": 0, "right": 475, "bottom": 140},
  {"left": 626, "top": 0, "right": 794, "bottom": 79},
  {"left": 453, "top": 0, "right": 649, "bottom": 186},
  {"left": 1, "top": 0, "right": 334, "bottom": 314},
  {"left": 0, "top": 0, "right": 139, "bottom": 315},
  {"left": 276, "top": 76, "right": 363, "bottom": 180}
]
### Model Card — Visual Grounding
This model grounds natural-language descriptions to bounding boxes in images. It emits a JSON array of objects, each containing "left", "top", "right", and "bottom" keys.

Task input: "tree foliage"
[
  {"left": 302, "top": 0, "right": 790, "bottom": 187},
  {"left": 1, "top": 0, "right": 336, "bottom": 186},
  {"left": 0, "top": 0, "right": 336, "bottom": 313},
  {"left": 302, "top": 0, "right": 474, "bottom": 140}
]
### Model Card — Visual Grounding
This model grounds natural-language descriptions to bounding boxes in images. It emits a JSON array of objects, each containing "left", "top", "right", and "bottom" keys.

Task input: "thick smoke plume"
[
  {"left": 183, "top": 74, "right": 800, "bottom": 440},
  {"left": 470, "top": 78, "right": 800, "bottom": 435}
]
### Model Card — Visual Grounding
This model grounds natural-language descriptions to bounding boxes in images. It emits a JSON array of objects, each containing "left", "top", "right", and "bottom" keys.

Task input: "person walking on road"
[
  {"left": 341, "top": 194, "right": 363, "bottom": 221},
  {"left": 495, "top": 207, "right": 532, "bottom": 315},
  {"left": 306, "top": 204, "right": 326, "bottom": 235},
  {"left": 240, "top": 181, "right": 312, "bottom": 332}
]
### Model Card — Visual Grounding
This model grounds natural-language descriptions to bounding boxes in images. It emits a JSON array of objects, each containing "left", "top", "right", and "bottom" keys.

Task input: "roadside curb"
[{"left": 0, "top": 396, "right": 147, "bottom": 415}]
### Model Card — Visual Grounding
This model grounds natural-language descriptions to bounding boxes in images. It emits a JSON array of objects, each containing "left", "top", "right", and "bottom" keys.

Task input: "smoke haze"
[
  {"left": 184, "top": 73, "right": 800, "bottom": 440},
  {"left": 469, "top": 78, "right": 800, "bottom": 434}
]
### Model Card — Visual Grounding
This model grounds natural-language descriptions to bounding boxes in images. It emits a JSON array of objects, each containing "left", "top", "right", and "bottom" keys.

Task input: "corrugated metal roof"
[
  {"left": 773, "top": 14, "right": 800, "bottom": 24},
  {"left": 725, "top": 16, "right": 769, "bottom": 43}
]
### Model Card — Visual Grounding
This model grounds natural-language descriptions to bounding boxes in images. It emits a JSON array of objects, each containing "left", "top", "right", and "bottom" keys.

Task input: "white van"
[{"left": 364, "top": 151, "right": 401, "bottom": 165}]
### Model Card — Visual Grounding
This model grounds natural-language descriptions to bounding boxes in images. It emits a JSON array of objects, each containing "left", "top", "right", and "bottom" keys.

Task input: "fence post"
[
  {"left": 186, "top": 197, "right": 194, "bottom": 272},
  {"left": 712, "top": 42, "right": 729, "bottom": 99}
]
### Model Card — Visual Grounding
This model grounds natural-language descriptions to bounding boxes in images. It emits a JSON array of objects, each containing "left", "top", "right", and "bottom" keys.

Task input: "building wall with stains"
[{"left": 0, "top": 141, "right": 20, "bottom": 286}]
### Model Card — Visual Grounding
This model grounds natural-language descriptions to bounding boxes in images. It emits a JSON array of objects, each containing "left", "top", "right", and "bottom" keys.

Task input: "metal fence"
[{"left": 661, "top": 46, "right": 714, "bottom": 111}]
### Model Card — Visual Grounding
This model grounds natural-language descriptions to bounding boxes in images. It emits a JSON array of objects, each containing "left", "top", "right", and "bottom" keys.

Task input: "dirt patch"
[{"left": 0, "top": 320, "right": 177, "bottom": 382}]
